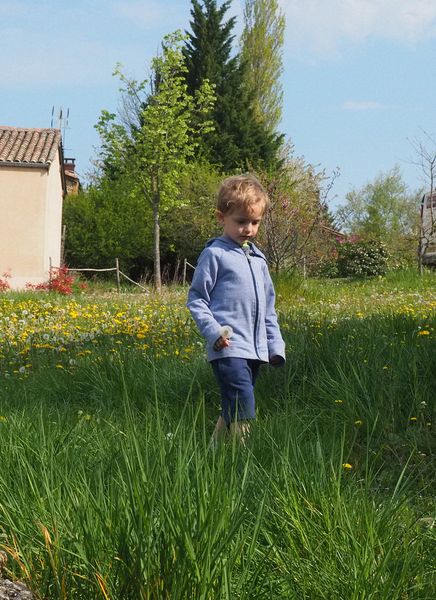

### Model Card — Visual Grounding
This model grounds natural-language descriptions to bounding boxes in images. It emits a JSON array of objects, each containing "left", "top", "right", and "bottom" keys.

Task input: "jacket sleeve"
[
  {"left": 187, "top": 248, "right": 223, "bottom": 345},
  {"left": 263, "top": 264, "right": 286, "bottom": 363}
]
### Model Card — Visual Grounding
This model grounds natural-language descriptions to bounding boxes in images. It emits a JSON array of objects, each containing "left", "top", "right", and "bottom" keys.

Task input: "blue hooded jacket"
[{"left": 187, "top": 235, "right": 285, "bottom": 363}]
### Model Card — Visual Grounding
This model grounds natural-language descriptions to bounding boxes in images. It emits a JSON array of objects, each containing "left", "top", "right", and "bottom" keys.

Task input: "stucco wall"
[
  {"left": 44, "top": 152, "right": 64, "bottom": 274},
  {"left": 0, "top": 157, "right": 63, "bottom": 289}
]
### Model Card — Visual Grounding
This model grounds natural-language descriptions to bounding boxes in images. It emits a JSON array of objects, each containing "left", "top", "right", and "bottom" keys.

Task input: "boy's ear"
[{"left": 216, "top": 210, "right": 225, "bottom": 224}]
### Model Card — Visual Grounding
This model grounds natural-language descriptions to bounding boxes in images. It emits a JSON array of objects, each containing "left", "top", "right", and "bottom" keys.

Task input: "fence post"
[
  {"left": 60, "top": 224, "right": 66, "bottom": 266},
  {"left": 183, "top": 258, "right": 187, "bottom": 286},
  {"left": 115, "top": 258, "right": 121, "bottom": 293}
]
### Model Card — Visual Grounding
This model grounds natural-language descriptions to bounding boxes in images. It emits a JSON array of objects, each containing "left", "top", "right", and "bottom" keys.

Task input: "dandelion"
[
  {"left": 418, "top": 330, "right": 430, "bottom": 336},
  {"left": 354, "top": 419, "right": 363, "bottom": 426},
  {"left": 342, "top": 463, "right": 353, "bottom": 470},
  {"left": 219, "top": 325, "right": 233, "bottom": 339},
  {"left": 335, "top": 399, "right": 343, "bottom": 404},
  {"left": 409, "top": 416, "right": 417, "bottom": 422}
]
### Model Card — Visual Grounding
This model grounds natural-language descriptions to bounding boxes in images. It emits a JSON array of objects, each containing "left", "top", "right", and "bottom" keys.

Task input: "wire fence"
[{"left": 50, "top": 257, "right": 196, "bottom": 292}]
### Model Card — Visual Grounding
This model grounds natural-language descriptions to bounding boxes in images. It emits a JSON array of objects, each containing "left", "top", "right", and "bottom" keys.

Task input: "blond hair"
[{"left": 217, "top": 174, "right": 269, "bottom": 215}]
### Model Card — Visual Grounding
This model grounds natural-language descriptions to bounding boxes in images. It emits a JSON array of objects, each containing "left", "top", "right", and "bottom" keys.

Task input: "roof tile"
[{"left": 0, "top": 126, "right": 62, "bottom": 165}]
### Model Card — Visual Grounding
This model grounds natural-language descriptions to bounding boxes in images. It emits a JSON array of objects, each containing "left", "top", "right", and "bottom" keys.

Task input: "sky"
[{"left": 1, "top": 0, "right": 436, "bottom": 209}]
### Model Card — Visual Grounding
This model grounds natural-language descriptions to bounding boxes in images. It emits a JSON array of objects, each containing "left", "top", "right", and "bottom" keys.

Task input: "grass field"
[{"left": 0, "top": 269, "right": 435, "bottom": 599}]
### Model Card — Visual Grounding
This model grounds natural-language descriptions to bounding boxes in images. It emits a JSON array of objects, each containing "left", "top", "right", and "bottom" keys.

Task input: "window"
[{"left": 425, "top": 193, "right": 436, "bottom": 209}]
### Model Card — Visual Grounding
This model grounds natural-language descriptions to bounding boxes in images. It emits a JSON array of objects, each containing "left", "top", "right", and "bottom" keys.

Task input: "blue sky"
[{"left": 1, "top": 0, "right": 435, "bottom": 208}]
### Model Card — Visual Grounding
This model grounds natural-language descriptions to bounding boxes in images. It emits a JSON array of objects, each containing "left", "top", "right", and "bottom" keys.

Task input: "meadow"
[{"left": 0, "top": 269, "right": 435, "bottom": 599}]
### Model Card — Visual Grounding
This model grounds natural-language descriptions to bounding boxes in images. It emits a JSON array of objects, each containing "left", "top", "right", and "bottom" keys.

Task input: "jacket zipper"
[{"left": 245, "top": 250, "right": 262, "bottom": 360}]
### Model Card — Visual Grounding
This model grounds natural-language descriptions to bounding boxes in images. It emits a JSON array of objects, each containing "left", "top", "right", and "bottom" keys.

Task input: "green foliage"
[
  {"left": 161, "top": 161, "right": 222, "bottom": 266},
  {"left": 257, "top": 150, "right": 338, "bottom": 273},
  {"left": 336, "top": 166, "right": 420, "bottom": 264},
  {"left": 95, "top": 31, "right": 215, "bottom": 289},
  {"left": 184, "top": 0, "right": 282, "bottom": 170},
  {"left": 337, "top": 239, "right": 390, "bottom": 278},
  {"left": 240, "top": 0, "right": 285, "bottom": 133},
  {"left": 0, "top": 276, "right": 435, "bottom": 597},
  {"left": 63, "top": 178, "right": 153, "bottom": 277}
]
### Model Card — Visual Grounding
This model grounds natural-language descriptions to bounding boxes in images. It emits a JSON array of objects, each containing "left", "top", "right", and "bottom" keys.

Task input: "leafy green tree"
[
  {"left": 95, "top": 31, "right": 215, "bottom": 290},
  {"left": 161, "top": 161, "right": 222, "bottom": 268},
  {"left": 257, "top": 146, "right": 338, "bottom": 273},
  {"left": 336, "top": 166, "right": 420, "bottom": 264},
  {"left": 240, "top": 0, "right": 285, "bottom": 133},
  {"left": 63, "top": 177, "right": 153, "bottom": 276},
  {"left": 184, "top": 0, "right": 281, "bottom": 170}
]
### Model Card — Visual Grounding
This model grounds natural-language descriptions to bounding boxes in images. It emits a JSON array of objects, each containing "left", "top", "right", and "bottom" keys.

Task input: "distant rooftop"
[{"left": 0, "top": 126, "right": 62, "bottom": 167}]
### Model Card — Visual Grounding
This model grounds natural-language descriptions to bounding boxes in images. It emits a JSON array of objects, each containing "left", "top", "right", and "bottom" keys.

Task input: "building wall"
[
  {"left": 0, "top": 156, "right": 63, "bottom": 289},
  {"left": 44, "top": 152, "right": 64, "bottom": 276}
]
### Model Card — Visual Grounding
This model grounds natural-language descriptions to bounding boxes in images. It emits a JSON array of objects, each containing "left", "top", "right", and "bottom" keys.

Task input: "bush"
[
  {"left": 337, "top": 240, "right": 389, "bottom": 277},
  {"left": 0, "top": 270, "right": 11, "bottom": 292},
  {"left": 25, "top": 267, "right": 87, "bottom": 295}
]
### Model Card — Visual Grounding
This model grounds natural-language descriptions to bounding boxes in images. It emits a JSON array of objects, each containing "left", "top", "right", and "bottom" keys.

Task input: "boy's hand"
[
  {"left": 213, "top": 336, "right": 231, "bottom": 351},
  {"left": 269, "top": 355, "right": 284, "bottom": 366}
]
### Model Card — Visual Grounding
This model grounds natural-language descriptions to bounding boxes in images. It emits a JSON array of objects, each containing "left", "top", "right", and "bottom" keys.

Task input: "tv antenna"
[{"left": 51, "top": 106, "right": 70, "bottom": 151}]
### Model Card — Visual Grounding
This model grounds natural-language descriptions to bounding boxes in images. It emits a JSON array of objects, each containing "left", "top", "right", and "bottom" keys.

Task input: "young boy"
[{"left": 187, "top": 174, "right": 285, "bottom": 443}]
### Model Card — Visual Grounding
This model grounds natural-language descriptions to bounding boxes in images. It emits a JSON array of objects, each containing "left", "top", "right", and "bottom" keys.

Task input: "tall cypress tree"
[
  {"left": 240, "top": 0, "right": 285, "bottom": 134},
  {"left": 184, "top": 0, "right": 281, "bottom": 171}
]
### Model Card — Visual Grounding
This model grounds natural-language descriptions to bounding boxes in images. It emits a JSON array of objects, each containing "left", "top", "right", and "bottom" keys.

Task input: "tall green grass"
[{"left": 0, "top": 275, "right": 435, "bottom": 598}]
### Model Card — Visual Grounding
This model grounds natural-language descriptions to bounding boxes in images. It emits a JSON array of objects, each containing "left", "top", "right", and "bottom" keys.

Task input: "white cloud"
[
  {"left": 342, "top": 100, "right": 385, "bottom": 110},
  {"left": 279, "top": 0, "right": 436, "bottom": 58}
]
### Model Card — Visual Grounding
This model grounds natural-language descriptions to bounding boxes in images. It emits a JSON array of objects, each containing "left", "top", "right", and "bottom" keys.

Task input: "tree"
[
  {"left": 63, "top": 176, "right": 153, "bottom": 276},
  {"left": 161, "top": 161, "right": 222, "bottom": 269},
  {"left": 95, "top": 31, "right": 215, "bottom": 290},
  {"left": 257, "top": 146, "right": 338, "bottom": 273},
  {"left": 184, "top": 0, "right": 281, "bottom": 170},
  {"left": 240, "top": 0, "right": 285, "bottom": 133},
  {"left": 335, "top": 166, "right": 420, "bottom": 264}
]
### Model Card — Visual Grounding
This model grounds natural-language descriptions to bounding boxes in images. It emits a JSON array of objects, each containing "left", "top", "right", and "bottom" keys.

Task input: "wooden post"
[
  {"left": 182, "top": 258, "right": 187, "bottom": 286},
  {"left": 60, "top": 224, "right": 66, "bottom": 266},
  {"left": 115, "top": 258, "right": 121, "bottom": 293}
]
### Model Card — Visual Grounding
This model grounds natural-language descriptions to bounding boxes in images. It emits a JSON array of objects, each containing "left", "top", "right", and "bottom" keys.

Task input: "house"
[
  {"left": 63, "top": 157, "right": 80, "bottom": 194},
  {"left": 0, "top": 126, "right": 66, "bottom": 289},
  {"left": 420, "top": 191, "right": 436, "bottom": 265}
]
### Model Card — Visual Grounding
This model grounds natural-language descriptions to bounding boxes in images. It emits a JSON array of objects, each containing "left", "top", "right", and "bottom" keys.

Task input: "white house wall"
[
  {"left": 44, "top": 152, "right": 64, "bottom": 277},
  {"left": 0, "top": 159, "right": 63, "bottom": 289}
]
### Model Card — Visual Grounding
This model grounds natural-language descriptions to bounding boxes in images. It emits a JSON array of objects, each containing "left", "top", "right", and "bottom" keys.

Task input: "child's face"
[{"left": 217, "top": 203, "right": 264, "bottom": 245}]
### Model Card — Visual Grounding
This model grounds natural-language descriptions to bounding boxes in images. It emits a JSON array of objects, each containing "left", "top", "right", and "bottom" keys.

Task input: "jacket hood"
[{"left": 205, "top": 235, "right": 266, "bottom": 260}]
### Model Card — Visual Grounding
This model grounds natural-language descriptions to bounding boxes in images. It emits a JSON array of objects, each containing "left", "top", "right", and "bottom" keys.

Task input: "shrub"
[
  {"left": 337, "top": 240, "right": 390, "bottom": 277},
  {"left": 26, "top": 267, "right": 87, "bottom": 295},
  {"left": 0, "top": 270, "right": 11, "bottom": 292}
]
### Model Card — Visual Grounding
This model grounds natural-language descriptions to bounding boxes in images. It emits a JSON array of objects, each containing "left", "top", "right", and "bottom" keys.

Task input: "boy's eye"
[{"left": 236, "top": 220, "right": 260, "bottom": 225}]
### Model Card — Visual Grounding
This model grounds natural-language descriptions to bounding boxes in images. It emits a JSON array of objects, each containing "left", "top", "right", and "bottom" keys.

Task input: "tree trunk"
[{"left": 152, "top": 200, "right": 161, "bottom": 292}]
